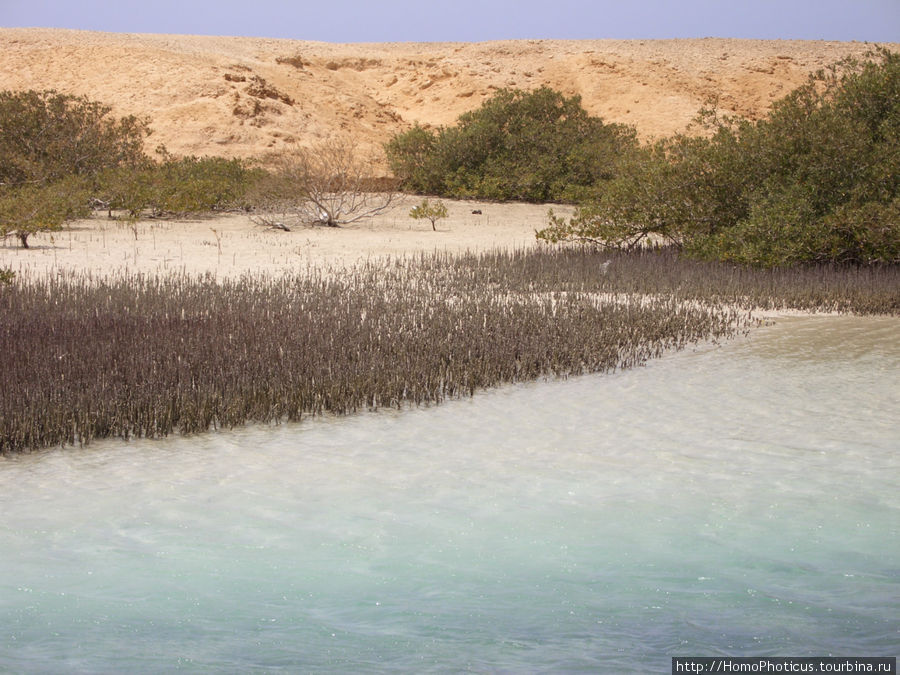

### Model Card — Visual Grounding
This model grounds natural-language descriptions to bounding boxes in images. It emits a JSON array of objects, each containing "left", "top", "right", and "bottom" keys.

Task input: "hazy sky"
[{"left": 3, "top": 0, "right": 898, "bottom": 42}]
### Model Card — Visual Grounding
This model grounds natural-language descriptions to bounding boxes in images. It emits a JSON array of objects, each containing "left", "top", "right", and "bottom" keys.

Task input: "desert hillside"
[{"left": 1, "top": 28, "right": 894, "bottom": 165}]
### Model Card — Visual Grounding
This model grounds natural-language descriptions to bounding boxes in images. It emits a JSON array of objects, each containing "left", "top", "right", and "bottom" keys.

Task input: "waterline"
[{"left": 2, "top": 316, "right": 897, "bottom": 672}]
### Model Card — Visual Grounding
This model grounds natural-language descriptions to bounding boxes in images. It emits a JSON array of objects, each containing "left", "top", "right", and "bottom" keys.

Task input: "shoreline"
[
  {"left": 3, "top": 239, "right": 896, "bottom": 453},
  {"left": 4, "top": 201, "right": 893, "bottom": 322}
]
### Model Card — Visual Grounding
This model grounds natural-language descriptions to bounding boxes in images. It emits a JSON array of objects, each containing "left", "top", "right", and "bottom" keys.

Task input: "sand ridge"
[{"left": 2, "top": 28, "right": 893, "bottom": 165}]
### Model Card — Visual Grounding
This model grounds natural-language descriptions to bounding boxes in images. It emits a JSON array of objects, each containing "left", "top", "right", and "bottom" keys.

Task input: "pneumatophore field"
[{"left": 2, "top": 248, "right": 897, "bottom": 453}]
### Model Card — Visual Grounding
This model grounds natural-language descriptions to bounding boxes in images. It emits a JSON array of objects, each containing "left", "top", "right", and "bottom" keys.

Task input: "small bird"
[{"left": 599, "top": 260, "right": 611, "bottom": 275}]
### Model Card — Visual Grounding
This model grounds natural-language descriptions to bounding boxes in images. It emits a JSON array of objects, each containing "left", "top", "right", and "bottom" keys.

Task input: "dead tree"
[{"left": 249, "top": 138, "right": 398, "bottom": 229}]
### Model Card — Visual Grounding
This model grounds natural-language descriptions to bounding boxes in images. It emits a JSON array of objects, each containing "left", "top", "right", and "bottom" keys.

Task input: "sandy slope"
[{"left": 1, "top": 28, "right": 893, "bottom": 164}]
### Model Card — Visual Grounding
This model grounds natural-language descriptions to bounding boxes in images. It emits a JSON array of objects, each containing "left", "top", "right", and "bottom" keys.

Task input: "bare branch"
[{"left": 249, "top": 138, "right": 398, "bottom": 228}]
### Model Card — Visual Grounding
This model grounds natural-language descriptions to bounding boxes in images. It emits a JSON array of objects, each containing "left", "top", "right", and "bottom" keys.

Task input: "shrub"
[
  {"left": 148, "top": 154, "right": 259, "bottom": 215},
  {"left": 97, "top": 153, "right": 261, "bottom": 220},
  {"left": 409, "top": 199, "right": 448, "bottom": 230},
  {"left": 248, "top": 139, "right": 397, "bottom": 228},
  {"left": 0, "top": 176, "right": 91, "bottom": 248},
  {"left": 386, "top": 87, "right": 638, "bottom": 202},
  {"left": 0, "top": 89, "right": 151, "bottom": 243},
  {"left": 539, "top": 49, "right": 900, "bottom": 266},
  {"left": 0, "top": 89, "right": 148, "bottom": 186}
]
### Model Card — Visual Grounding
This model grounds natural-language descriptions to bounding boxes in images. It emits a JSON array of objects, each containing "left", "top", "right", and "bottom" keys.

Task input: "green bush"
[
  {"left": 147, "top": 154, "right": 259, "bottom": 215},
  {"left": 539, "top": 48, "right": 900, "bottom": 266},
  {"left": 171, "top": 154, "right": 258, "bottom": 211},
  {"left": 0, "top": 89, "right": 260, "bottom": 232},
  {"left": 0, "top": 267, "right": 15, "bottom": 286},
  {"left": 0, "top": 176, "right": 91, "bottom": 248},
  {"left": 97, "top": 153, "right": 261, "bottom": 219},
  {"left": 0, "top": 89, "right": 148, "bottom": 186},
  {"left": 409, "top": 198, "right": 448, "bottom": 230},
  {"left": 386, "top": 86, "right": 638, "bottom": 202},
  {"left": 0, "top": 89, "right": 149, "bottom": 244}
]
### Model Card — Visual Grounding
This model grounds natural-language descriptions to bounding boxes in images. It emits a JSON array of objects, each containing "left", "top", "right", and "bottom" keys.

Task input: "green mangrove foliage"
[
  {"left": 386, "top": 86, "right": 638, "bottom": 202},
  {"left": 0, "top": 89, "right": 150, "bottom": 246},
  {"left": 0, "top": 175, "right": 92, "bottom": 248},
  {"left": 409, "top": 198, "right": 448, "bottom": 230},
  {"left": 4, "top": 248, "right": 898, "bottom": 454},
  {"left": 0, "top": 89, "right": 149, "bottom": 186},
  {"left": 98, "top": 153, "right": 260, "bottom": 220},
  {"left": 0, "top": 89, "right": 262, "bottom": 241},
  {"left": 538, "top": 49, "right": 900, "bottom": 266}
]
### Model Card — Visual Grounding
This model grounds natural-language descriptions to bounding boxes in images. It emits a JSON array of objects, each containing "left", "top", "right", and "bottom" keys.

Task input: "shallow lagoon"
[{"left": 2, "top": 315, "right": 898, "bottom": 673}]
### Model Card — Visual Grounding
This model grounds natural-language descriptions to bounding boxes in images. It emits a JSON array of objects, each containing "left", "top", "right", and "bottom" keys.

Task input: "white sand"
[{"left": 1, "top": 198, "right": 573, "bottom": 278}]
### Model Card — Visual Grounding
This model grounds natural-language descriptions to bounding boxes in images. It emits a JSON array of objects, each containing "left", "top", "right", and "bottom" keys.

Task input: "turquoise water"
[{"left": 1, "top": 316, "right": 898, "bottom": 673}]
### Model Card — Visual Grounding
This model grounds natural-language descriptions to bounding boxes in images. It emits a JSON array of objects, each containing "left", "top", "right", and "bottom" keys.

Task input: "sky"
[{"left": 2, "top": 0, "right": 898, "bottom": 43}]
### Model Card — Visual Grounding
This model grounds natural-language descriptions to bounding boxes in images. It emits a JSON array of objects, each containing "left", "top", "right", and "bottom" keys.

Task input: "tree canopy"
[
  {"left": 0, "top": 89, "right": 149, "bottom": 186},
  {"left": 537, "top": 48, "right": 900, "bottom": 266},
  {"left": 386, "top": 86, "right": 638, "bottom": 202},
  {"left": 0, "top": 90, "right": 262, "bottom": 246},
  {"left": 0, "top": 90, "right": 150, "bottom": 247}
]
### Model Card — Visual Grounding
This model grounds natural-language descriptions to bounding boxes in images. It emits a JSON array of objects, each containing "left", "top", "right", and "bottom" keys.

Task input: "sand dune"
[{"left": 2, "top": 28, "right": 893, "bottom": 166}]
